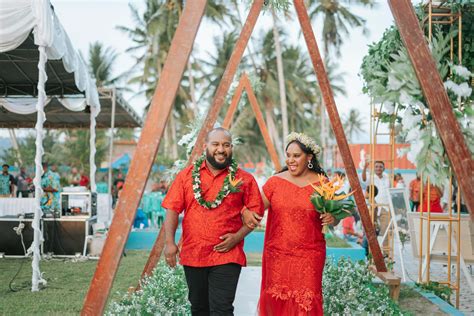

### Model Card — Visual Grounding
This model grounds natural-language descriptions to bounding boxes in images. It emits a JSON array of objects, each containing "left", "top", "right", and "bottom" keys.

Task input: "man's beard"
[{"left": 206, "top": 150, "right": 233, "bottom": 170}]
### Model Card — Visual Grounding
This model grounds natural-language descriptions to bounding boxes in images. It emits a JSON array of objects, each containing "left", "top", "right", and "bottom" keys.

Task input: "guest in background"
[
  {"left": 420, "top": 183, "right": 444, "bottom": 213},
  {"left": 41, "top": 162, "right": 61, "bottom": 215},
  {"left": 67, "top": 167, "right": 81, "bottom": 186},
  {"left": 394, "top": 173, "right": 405, "bottom": 188},
  {"left": 0, "top": 164, "right": 15, "bottom": 197},
  {"left": 15, "top": 166, "right": 30, "bottom": 198},
  {"left": 409, "top": 174, "right": 421, "bottom": 212},
  {"left": 79, "top": 170, "right": 90, "bottom": 188}
]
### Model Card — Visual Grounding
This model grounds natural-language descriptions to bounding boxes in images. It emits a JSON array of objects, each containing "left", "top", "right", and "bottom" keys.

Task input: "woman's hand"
[
  {"left": 241, "top": 208, "right": 262, "bottom": 229},
  {"left": 320, "top": 213, "right": 336, "bottom": 226}
]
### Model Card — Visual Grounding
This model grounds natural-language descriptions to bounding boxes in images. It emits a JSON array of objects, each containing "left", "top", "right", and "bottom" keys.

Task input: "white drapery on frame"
[{"left": 0, "top": 0, "right": 100, "bottom": 292}]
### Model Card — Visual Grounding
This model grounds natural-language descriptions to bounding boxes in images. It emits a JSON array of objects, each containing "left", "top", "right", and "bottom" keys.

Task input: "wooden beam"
[
  {"left": 80, "top": 1, "right": 208, "bottom": 314},
  {"left": 242, "top": 74, "right": 282, "bottom": 171},
  {"left": 222, "top": 73, "right": 281, "bottom": 171},
  {"left": 388, "top": 0, "right": 474, "bottom": 220},
  {"left": 222, "top": 76, "right": 247, "bottom": 128},
  {"left": 189, "top": 0, "right": 265, "bottom": 163},
  {"left": 293, "top": 0, "right": 387, "bottom": 272}
]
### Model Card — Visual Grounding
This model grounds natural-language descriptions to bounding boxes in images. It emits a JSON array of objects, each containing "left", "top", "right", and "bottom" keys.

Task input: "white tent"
[{"left": 0, "top": 0, "right": 100, "bottom": 291}]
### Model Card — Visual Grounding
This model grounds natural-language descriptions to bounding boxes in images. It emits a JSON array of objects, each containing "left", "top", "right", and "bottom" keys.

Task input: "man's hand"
[
  {"left": 214, "top": 233, "right": 241, "bottom": 253},
  {"left": 164, "top": 243, "right": 179, "bottom": 267},
  {"left": 242, "top": 208, "right": 262, "bottom": 229}
]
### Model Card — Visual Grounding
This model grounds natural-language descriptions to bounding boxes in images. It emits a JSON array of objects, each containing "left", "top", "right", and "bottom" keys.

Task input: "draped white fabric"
[
  {"left": 0, "top": 97, "right": 89, "bottom": 114},
  {"left": 0, "top": 0, "right": 100, "bottom": 110}
]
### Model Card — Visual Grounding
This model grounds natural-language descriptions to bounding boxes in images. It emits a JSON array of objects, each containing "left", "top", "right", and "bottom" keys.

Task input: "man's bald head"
[{"left": 205, "top": 127, "right": 232, "bottom": 143}]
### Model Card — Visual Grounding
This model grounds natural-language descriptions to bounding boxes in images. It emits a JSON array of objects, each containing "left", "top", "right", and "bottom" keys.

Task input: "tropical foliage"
[{"left": 360, "top": 3, "right": 474, "bottom": 186}]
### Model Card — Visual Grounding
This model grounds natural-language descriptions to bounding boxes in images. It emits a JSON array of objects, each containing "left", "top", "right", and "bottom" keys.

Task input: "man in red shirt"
[{"left": 163, "top": 127, "right": 264, "bottom": 315}]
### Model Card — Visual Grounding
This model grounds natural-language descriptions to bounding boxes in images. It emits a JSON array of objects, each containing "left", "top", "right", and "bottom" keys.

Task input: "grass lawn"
[{"left": 0, "top": 251, "right": 149, "bottom": 315}]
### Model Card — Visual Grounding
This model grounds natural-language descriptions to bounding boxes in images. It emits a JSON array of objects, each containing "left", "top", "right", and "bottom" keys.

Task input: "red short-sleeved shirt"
[{"left": 162, "top": 161, "right": 264, "bottom": 267}]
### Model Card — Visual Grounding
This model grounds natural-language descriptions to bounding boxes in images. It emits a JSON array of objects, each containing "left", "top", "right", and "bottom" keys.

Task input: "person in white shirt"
[{"left": 361, "top": 160, "right": 391, "bottom": 254}]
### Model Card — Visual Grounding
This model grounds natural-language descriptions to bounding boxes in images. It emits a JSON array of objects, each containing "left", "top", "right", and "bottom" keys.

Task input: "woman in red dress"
[{"left": 258, "top": 133, "right": 336, "bottom": 315}]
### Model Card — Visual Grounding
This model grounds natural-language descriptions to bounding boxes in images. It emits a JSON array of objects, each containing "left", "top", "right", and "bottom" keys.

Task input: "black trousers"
[{"left": 183, "top": 263, "right": 242, "bottom": 316}]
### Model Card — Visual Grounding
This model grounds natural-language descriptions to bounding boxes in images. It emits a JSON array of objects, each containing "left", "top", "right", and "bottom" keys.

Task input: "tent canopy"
[{"left": 0, "top": 92, "right": 143, "bottom": 128}]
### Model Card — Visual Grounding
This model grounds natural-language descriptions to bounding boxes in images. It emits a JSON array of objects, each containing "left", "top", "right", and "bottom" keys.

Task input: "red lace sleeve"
[{"left": 262, "top": 176, "right": 276, "bottom": 202}]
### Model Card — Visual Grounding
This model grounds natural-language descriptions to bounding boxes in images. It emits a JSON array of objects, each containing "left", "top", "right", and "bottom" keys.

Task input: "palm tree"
[
  {"left": 307, "top": 0, "right": 375, "bottom": 57},
  {"left": 343, "top": 108, "right": 364, "bottom": 142},
  {"left": 87, "top": 41, "right": 120, "bottom": 87},
  {"left": 118, "top": 1, "right": 233, "bottom": 159}
]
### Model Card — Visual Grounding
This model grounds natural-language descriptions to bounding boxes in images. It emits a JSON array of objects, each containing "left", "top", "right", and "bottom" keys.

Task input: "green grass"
[
  {"left": 0, "top": 251, "right": 148, "bottom": 315},
  {"left": 325, "top": 234, "right": 351, "bottom": 248}
]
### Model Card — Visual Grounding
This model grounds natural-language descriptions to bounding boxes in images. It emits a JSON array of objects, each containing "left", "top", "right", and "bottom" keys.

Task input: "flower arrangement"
[
  {"left": 310, "top": 174, "right": 355, "bottom": 233},
  {"left": 106, "top": 260, "right": 190, "bottom": 316},
  {"left": 323, "top": 257, "right": 406, "bottom": 315},
  {"left": 286, "top": 132, "right": 321, "bottom": 158},
  {"left": 360, "top": 20, "right": 473, "bottom": 186}
]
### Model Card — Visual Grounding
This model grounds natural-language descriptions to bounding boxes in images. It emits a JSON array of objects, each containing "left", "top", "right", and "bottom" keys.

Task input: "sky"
[{"left": 4, "top": 0, "right": 399, "bottom": 143}]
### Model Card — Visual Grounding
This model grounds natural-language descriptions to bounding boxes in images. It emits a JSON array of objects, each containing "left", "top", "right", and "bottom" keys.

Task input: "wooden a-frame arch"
[
  {"left": 222, "top": 72, "right": 281, "bottom": 171},
  {"left": 82, "top": 0, "right": 473, "bottom": 314}
]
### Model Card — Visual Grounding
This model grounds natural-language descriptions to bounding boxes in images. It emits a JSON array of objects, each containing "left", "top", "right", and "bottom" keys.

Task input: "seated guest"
[
  {"left": 419, "top": 183, "right": 444, "bottom": 213},
  {"left": 0, "top": 163, "right": 15, "bottom": 197}
]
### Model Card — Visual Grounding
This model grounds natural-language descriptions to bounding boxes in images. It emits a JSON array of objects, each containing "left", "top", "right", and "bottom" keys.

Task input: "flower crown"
[{"left": 286, "top": 132, "right": 321, "bottom": 158}]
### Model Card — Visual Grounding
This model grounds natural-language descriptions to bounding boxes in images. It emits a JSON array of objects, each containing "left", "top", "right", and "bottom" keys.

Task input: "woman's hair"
[{"left": 279, "top": 140, "right": 327, "bottom": 176}]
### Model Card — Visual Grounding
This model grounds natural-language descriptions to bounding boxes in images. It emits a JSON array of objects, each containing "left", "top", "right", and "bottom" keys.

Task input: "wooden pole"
[
  {"left": 81, "top": 2, "right": 208, "bottom": 314},
  {"left": 294, "top": 0, "right": 387, "bottom": 272}
]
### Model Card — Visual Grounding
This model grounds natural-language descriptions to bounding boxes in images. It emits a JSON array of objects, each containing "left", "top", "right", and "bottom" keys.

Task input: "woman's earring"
[{"left": 308, "top": 161, "right": 314, "bottom": 169}]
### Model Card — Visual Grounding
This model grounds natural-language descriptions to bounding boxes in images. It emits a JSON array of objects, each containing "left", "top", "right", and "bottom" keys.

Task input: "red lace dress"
[{"left": 258, "top": 176, "right": 326, "bottom": 315}]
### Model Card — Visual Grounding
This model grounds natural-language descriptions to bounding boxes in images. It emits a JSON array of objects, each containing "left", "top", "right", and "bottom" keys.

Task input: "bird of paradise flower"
[{"left": 310, "top": 174, "right": 355, "bottom": 233}]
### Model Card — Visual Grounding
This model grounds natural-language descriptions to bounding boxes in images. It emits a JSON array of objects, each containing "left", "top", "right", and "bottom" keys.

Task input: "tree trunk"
[
  {"left": 264, "top": 98, "right": 284, "bottom": 162},
  {"left": 187, "top": 58, "right": 197, "bottom": 117},
  {"left": 169, "top": 114, "right": 178, "bottom": 159},
  {"left": 272, "top": 9, "right": 289, "bottom": 143}
]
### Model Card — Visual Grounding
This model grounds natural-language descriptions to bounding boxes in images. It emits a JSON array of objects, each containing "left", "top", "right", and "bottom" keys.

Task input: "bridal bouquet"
[{"left": 310, "top": 174, "right": 355, "bottom": 233}]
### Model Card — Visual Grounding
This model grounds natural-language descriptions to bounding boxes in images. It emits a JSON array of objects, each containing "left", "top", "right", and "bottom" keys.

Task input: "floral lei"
[{"left": 192, "top": 154, "right": 242, "bottom": 209}]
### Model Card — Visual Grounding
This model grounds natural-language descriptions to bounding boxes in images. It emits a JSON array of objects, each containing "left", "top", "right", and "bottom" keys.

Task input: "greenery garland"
[{"left": 192, "top": 154, "right": 241, "bottom": 209}]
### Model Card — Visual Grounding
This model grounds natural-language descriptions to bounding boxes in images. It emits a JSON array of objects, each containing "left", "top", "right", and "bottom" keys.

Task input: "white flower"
[
  {"left": 401, "top": 110, "right": 421, "bottom": 130},
  {"left": 405, "top": 126, "right": 421, "bottom": 142},
  {"left": 384, "top": 101, "right": 395, "bottom": 114},
  {"left": 452, "top": 64, "right": 473, "bottom": 79},
  {"left": 407, "top": 139, "right": 424, "bottom": 164},
  {"left": 444, "top": 80, "right": 472, "bottom": 98},
  {"left": 194, "top": 192, "right": 201, "bottom": 199},
  {"left": 399, "top": 90, "right": 413, "bottom": 105},
  {"left": 387, "top": 73, "right": 403, "bottom": 91},
  {"left": 223, "top": 186, "right": 228, "bottom": 191},
  {"left": 194, "top": 177, "right": 200, "bottom": 183},
  {"left": 211, "top": 203, "right": 217, "bottom": 208},
  {"left": 192, "top": 184, "right": 199, "bottom": 190}
]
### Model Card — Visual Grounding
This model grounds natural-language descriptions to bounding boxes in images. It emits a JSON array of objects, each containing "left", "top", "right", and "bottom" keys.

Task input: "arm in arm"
[{"left": 214, "top": 224, "right": 253, "bottom": 253}]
